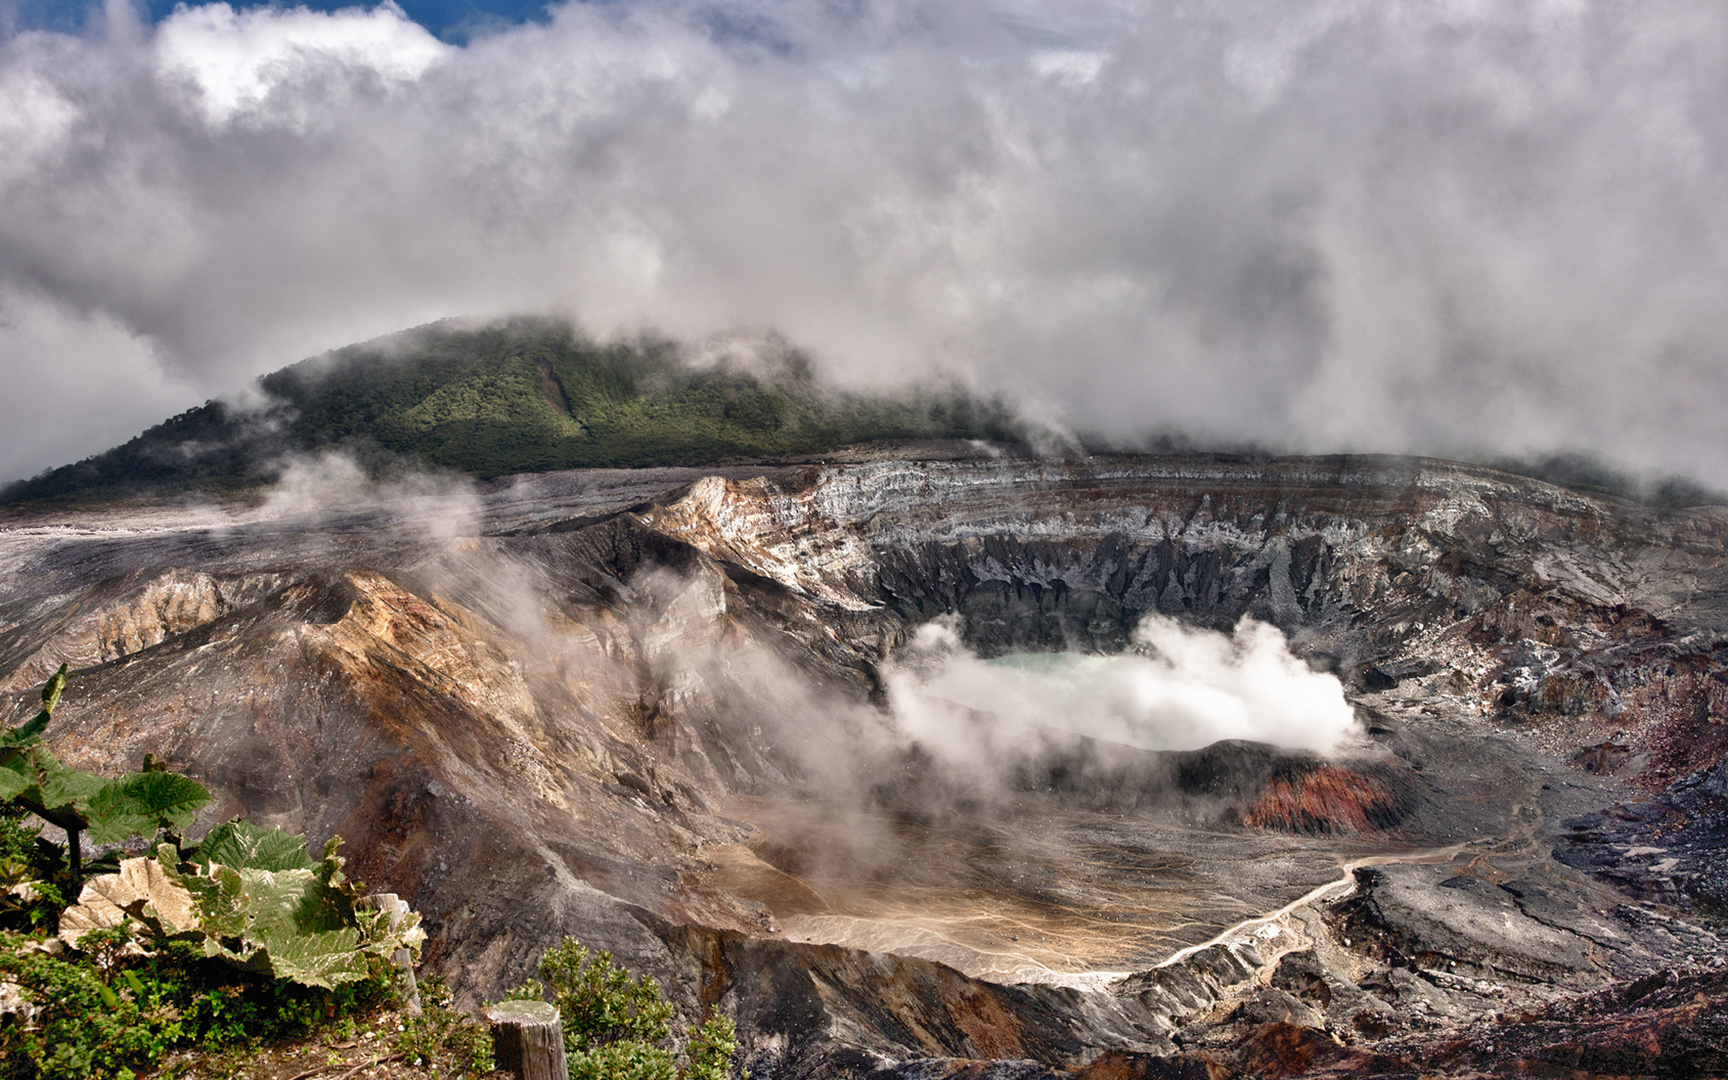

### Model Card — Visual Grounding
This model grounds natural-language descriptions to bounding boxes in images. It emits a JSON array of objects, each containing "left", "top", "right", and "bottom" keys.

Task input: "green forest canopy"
[{"left": 5, "top": 319, "right": 1024, "bottom": 504}]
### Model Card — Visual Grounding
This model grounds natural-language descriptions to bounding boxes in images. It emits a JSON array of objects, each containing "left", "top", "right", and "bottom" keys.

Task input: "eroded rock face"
[
  {"left": 1, "top": 452, "right": 1725, "bottom": 1077},
  {"left": 0, "top": 569, "right": 283, "bottom": 692}
]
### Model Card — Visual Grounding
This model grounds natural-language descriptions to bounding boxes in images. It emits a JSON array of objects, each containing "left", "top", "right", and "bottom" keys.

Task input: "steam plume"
[{"left": 886, "top": 615, "right": 1359, "bottom": 770}]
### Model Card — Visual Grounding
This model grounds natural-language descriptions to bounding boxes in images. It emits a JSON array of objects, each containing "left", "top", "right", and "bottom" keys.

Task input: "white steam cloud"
[
  {"left": 252, "top": 449, "right": 481, "bottom": 538},
  {"left": 3, "top": 1, "right": 1727, "bottom": 486},
  {"left": 887, "top": 615, "right": 1359, "bottom": 762}
]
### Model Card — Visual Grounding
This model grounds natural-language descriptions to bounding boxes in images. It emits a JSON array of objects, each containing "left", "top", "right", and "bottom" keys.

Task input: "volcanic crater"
[{"left": 4, "top": 449, "right": 1727, "bottom": 1077}]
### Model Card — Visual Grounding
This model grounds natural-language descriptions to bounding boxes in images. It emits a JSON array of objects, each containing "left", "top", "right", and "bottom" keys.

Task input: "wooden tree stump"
[
  {"left": 359, "top": 893, "right": 421, "bottom": 1017},
  {"left": 486, "top": 1000, "right": 568, "bottom": 1080}
]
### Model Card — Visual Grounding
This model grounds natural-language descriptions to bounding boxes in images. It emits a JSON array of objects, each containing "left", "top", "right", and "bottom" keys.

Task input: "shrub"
[
  {"left": 396, "top": 975, "right": 493, "bottom": 1075},
  {"left": 684, "top": 1009, "right": 743, "bottom": 1080},
  {"left": 505, "top": 937, "right": 745, "bottom": 1080}
]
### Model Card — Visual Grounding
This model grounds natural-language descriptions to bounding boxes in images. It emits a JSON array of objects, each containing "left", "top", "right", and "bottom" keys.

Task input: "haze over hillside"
[
  {"left": 12, "top": 314, "right": 1725, "bottom": 511},
  {"left": 3, "top": 319, "right": 1021, "bottom": 503}
]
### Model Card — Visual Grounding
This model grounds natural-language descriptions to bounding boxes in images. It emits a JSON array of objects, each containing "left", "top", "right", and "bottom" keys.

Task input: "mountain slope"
[{"left": 3, "top": 318, "right": 1020, "bottom": 503}]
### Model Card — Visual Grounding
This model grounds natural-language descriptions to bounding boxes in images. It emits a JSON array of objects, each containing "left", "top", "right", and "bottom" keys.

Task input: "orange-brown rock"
[{"left": 1241, "top": 766, "right": 1403, "bottom": 834}]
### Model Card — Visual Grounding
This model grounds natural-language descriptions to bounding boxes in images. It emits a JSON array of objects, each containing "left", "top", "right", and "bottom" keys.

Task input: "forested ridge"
[{"left": 4, "top": 318, "right": 1022, "bottom": 504}]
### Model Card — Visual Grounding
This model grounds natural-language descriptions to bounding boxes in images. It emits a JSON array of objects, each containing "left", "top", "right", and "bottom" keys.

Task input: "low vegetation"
[
  {"left": 0, "top": 668, "right": 743, "bottom": 1080},
  {"left": 0, "top": 669, "right": 420, "bottom": 1078},
  {"left": 505, "top": 938, "right": 741, "bottom": 1080}
]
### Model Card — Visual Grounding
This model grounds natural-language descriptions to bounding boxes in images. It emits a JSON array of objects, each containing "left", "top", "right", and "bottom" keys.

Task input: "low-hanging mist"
[{"left": 885, "top": 615, "right": 1359, "bottom": 772}]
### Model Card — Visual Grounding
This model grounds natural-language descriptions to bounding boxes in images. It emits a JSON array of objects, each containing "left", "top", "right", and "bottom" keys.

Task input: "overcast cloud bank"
[{"left": 2, "top": 0, "right": 1725, "bottom": 486}]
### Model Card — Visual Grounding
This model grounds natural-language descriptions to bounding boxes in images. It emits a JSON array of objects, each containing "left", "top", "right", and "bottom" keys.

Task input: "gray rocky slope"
[{"left": 3, "top": 450, "right": 1726, "bottom": 1077}]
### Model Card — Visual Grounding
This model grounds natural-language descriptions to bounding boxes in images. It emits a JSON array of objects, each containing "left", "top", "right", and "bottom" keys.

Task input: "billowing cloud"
[
  {"left": 2, "top": 0, "right": 1726, "bottom": 486},
  {"left": 154, "top": 1, "right": 449, "bottom": 125},
  {"left": 886, "top": 615, "right": 1360, "bottom": 766}
]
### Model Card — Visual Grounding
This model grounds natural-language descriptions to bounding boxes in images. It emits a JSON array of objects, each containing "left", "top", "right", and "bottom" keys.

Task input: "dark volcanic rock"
[
  {"left": 1556, "top": 762, "right": 1728, "bottom": 917},
  {"left": 1329, "top": 865, "right": 1600, "bottom": 983}
]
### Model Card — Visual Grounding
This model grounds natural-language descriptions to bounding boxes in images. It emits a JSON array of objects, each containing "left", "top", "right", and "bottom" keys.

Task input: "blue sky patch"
[{"left": 7, "top": 0, "right": 554, "bottom": 40}]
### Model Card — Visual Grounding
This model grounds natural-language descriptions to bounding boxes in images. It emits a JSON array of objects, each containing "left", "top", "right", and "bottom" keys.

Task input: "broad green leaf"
[
  {"left": 83, "top": 770, "right": 212, "bottom": 845},
  {"left": 234, "top": 866, "right": 322, "bottom": 940},
  {"left": 316, "top": 836, "right": 346, "bottom": 886},
  {"left": 0, "top": 666, "right": 64, "bottom": 768},
  {"left": 293, "top": 876, "right": 354, "bottom": 935},
  {"left": 10, "top": 746, "right": 107, "bottom": 833},
  {"left": 187, "top": 858, "right": 380, "bottom": 986},
  {"left": 242, "top": 865, "right": 349, "bottom": 934},
  {"left": 183, "top": 862, "right": 252, "bottom": 944},
  {"left": 31, "top": 749, "right": 109, "bottom": 811},
  {"left": 258, "top": 926, "right": 369, "bottom": 989},
  {"left": 191, "top": 820, "right": 315, "bottom": 873},
  {"left": 0, "top": 712, "right": 48, "bottom": 752},
  {"left": 0, "top": 757, "right": 31, "bottom": 801},
  {"left": 0, "top": 667, "right": 64, "bottom": 784}
]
